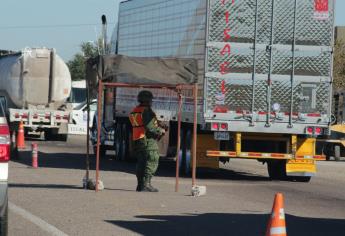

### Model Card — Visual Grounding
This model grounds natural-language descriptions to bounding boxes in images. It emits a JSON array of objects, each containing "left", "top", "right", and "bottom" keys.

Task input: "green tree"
[
  {"left": 333, "top": 39, "right": 345, "bottom": 90},
  {"left": 67, "top": 41, "right": 101, "bottom": 81}
]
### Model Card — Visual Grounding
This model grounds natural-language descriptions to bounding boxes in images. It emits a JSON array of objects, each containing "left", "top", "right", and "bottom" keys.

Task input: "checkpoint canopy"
[
  {"left": 85, "top": 54, "right": 199, "bottom": 192},
  {"left": 86, "top": 54, "right": 198, "bottom": 90}
]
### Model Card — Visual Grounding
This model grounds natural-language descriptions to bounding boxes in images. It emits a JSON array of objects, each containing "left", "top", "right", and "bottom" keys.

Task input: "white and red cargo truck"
[{"left": 105, "top": 0, "right": 335, "bottom": 181}]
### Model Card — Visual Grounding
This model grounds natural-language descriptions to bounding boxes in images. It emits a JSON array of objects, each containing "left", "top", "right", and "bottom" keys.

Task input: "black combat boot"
[
  {"left": 141, "top": 177, "right": 158, "bottom": 192},
  {"left": 148, "top": 177, "right": 159, "bottom": 192},
  {"left": 136, "top": 175, "right": 144, "bottom": 192}
]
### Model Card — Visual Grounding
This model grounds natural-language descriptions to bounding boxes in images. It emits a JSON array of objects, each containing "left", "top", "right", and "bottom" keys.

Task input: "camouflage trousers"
[{"left": 136, "top": 149, "right": 160, "bottom": 184}]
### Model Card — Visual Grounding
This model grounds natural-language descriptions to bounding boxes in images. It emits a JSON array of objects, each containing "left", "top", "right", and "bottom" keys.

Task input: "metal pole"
[
  {"left": 96, "top": 80, "right": 103, "bottom": 192},
  {"left": 266, "top": 0, "right": 276, "bottom": 127},
  {"left": 289, "top": 0, "right": 298, "bottom": 128},
  {"left": 328, "top": 0, "right": 336, "bottom": 127},
  {"left": 250, "top": 0, "right": 259, "bottom": 125},
  {"left": 192, "top": 84, "right": 198, "bottom": 187},
  {"left": 175, "top": 92, "right": 183, "bottom": 192},
  {"left": 85, "top": 65, "right": 91, "bottom": 186}
]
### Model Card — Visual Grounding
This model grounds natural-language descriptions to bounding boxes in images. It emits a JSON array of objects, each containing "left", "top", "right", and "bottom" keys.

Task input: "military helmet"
[{"left": 137, "top": 90, "right": 153, "bottom": 104}]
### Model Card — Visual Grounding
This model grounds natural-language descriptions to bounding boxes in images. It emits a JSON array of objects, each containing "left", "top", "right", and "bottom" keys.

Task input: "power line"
[{"left": 0, "top": 23, "right": 116, "bottom": 30}]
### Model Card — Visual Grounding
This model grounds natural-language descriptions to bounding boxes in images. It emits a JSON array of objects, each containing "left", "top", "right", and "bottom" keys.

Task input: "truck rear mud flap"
[{"left": 286, "top": 159, "right": 316, "bottom": 177}]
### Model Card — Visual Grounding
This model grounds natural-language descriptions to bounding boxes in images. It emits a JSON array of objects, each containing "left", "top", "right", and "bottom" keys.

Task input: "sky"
[{"left": 0, "top": 0, "right": 344, "bottom": 61}]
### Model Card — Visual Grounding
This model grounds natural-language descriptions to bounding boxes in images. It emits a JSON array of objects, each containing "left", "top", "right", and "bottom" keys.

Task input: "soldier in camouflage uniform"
[{"left": 129, "top": 91, "right": 166, "bottom": 192}]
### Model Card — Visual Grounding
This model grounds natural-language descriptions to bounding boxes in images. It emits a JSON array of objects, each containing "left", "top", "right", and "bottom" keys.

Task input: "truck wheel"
[
  {"left": 115, "top": 122, "right": 127, "bottom": 161},
  {"left": 0, "top": 198, "right": 8, "bottom": 236},
  {"left": 178, "top": 128, "right": 191, "bottom": 176},
  {"left": 114, "top": 123, "right": 121, "bottom": 161},
  {"left": 45, "top": 129, "right": 53, "bottom": 141},
  {"left": 178, "top": 128, "right": 185, "bottom": 175},
  {"left": 184, "top": 129, "right": 192, "bottom": 175},
  {"left": 93, "top": 145, "right": 106, "bottom": 158},
  {"left": 127, "top": 127, "right": 135, "bottom": 162},
  {"left": 323, "top": 143, "right": 334, "bottom": 161},
  {"left": 334, "top": 145, "right": 341, "bottom": 162},
  {"left": 57, "top": 134, "right": 68, "bottom": 142},
  {"left": 267, "top": 160, "right": 287, "bottom": 180},
  {"left": 120, "top": 123, "right": 129, "bottom": 161},
  {"left": 118, "top": 123, "right": 126, "bottom": 161}
]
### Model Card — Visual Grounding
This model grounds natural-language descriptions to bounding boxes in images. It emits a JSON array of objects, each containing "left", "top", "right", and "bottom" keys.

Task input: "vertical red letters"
[
  {"left": 224, "top": 28, "right": 231, "bottom": 41},
  {"left": 225, "top": 11, "right": 229, "bottom": 23},
  {"left": 220, "top": 62, "right": 230, "bottom": 75},
  {"left": 221, "top": 0, "right": 235, "bottom": 5},
  {"left": 220, "top": 44, "right": 231, "bottom": 56},
  {"left": 221, "top": 80, "right": 226, "bottom": 94},
  {"left": 218, "top": 1, "right": 232, "bottom": 75}
]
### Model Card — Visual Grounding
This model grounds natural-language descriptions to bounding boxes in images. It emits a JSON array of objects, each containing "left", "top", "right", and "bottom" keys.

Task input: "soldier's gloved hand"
[
  {"left": 158, "top": 121, "right": 168, "bottom": 131},
  {"left": 161, "top": 124, "right": 169, "bottom": 132}
]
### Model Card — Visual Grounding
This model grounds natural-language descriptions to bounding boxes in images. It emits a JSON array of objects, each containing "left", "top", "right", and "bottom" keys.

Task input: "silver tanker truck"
[{"left": 0, "top": 48, "right": 72, "bottom": 141}]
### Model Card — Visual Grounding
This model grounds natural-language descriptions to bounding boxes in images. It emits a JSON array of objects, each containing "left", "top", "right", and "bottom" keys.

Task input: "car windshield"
[
  {"left": 74, "top": 101, "right": 87, "bottom": 110},
  {"left": 70, "top": 88, "right": 87, "bottom": 104}
]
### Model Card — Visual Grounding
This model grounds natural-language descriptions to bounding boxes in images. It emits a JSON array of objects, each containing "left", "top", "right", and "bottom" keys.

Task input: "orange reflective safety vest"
[{"left": 129, "top": 106, "right": 146, "bottom": 141}]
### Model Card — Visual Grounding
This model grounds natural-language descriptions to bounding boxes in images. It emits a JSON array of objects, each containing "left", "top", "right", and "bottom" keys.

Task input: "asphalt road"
[{"left": 8, "top": 135, "right": 345, "bottom": 236}]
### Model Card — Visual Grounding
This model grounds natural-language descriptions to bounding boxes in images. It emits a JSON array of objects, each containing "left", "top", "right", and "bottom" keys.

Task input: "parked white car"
[{"left": 68, "top": 100, "right": 97, "bottom": 135}]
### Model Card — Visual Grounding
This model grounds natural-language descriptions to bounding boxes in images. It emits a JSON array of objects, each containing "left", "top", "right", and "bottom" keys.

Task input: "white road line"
[{"left": 9, "top": 202, "right": 68, "bottom": 236}]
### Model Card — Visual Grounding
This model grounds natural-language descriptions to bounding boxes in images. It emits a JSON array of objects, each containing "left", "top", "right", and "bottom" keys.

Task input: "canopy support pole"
[
  {"left": 175, "top": 92, "right": 183, "bottom": 192},
  {"left": 192, "top": 83, "right": 198, "bottom": 187},
  {"left": 95, "top": 80, "right": 103, "bottom": 192}
]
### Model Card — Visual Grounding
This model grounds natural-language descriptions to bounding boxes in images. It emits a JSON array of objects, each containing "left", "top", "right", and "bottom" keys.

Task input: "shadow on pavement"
[
  {"left": 106, "top": 213, "right": 345, "bottom": 236},
  {"left": 12, "top": 150, "right": 269, "bottom": 182},
  {"left": 9, "top": 183, "right": 82, "bottom": 190}
]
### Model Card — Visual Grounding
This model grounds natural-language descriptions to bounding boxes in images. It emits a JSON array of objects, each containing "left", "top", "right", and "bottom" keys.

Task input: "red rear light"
[
  {"left": 63, "top": 115, "right": 69, "bottom": 120},
  {"left": 45, "top": 114, "right": 50, "bottom": 119},
  {"left": 306, "top": 127, "right": 313, "bottom": 134},
  {"left": 56, "top": 115, "right": 61, "bottom": 120},
  {"left": 212, "top": 123, "right": 219, "bottom": 130},
  {"left": 15, "top": 113, "right": 20, "bottom": 119},
  {"left": 220, "top": 123, "right": 228, "bottom": 130},
  {"left": 315, "top": 127, "right": 322, "bottom": 135},
  {"left": 0, "top": 125, "right": 9, "bottom": 135},
  {"left": 0, "top": 145, "right": 9, "bottom": 162},
  {"left": 21, "top": 113, "right": 28, "bottom": 119},
  {"left": 0, "top": 125, "right": 10, "bottom": 162},
  {"left": 33, "top": 114, "right": 38, "bottom": 119}
]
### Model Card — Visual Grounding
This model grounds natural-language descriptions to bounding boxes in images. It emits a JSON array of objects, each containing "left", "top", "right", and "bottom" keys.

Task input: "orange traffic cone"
[
  {"left": 266, "top": 193, "right": 287, "bottom": 236},
  {"left": 17, "top": 121, "right": 26, "bottom": 149}
]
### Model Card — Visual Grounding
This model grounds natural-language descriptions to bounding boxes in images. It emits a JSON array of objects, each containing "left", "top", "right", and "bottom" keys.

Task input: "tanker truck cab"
[{"left": 0, "top": 98, "right": 9, "bottom": 235}]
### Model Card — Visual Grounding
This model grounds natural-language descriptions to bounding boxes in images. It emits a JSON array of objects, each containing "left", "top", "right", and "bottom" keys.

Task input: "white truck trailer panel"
[{"left": 116, "top": 0, "right": 334, "bottom": 135}]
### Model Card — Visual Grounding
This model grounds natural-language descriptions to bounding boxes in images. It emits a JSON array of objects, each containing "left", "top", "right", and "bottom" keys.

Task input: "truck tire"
[
  {"left": 45, "top": 129, "right": 54, "bottom": 141},
  {"left": 93, "top": 145, "right": 106, "bottom": 158},
  {"left": 119, "top": 123, "right": 127, "bottom": 161},
  {"left": 45, "top": 129, "right": 59, "bottom": 141},
  {"left": 267, "top": 160, "right": 287, "bottom": 180},
  {"left": 334, "top": 145, "right": 341, "bottom": 162},
  {"left": 114, "top": 123, "right": 121, "bottom": 161},
  {"left": 115, "top": 122, "right": 128, "bottom": 161},
  {"left": 57, "top": 134, "right": 68, "bottom": 142},
  {"left": 178, "top": 128, "right": 191, "bottom": 176},
  {"left": 0, "top": 198, "right": 8, "bottom": 236},
  {"left": 127, "top": 127, "right": 135, "bottom": 162},
  {"left": 184, "top": 129, "right": 192, "bottom": 175}
]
